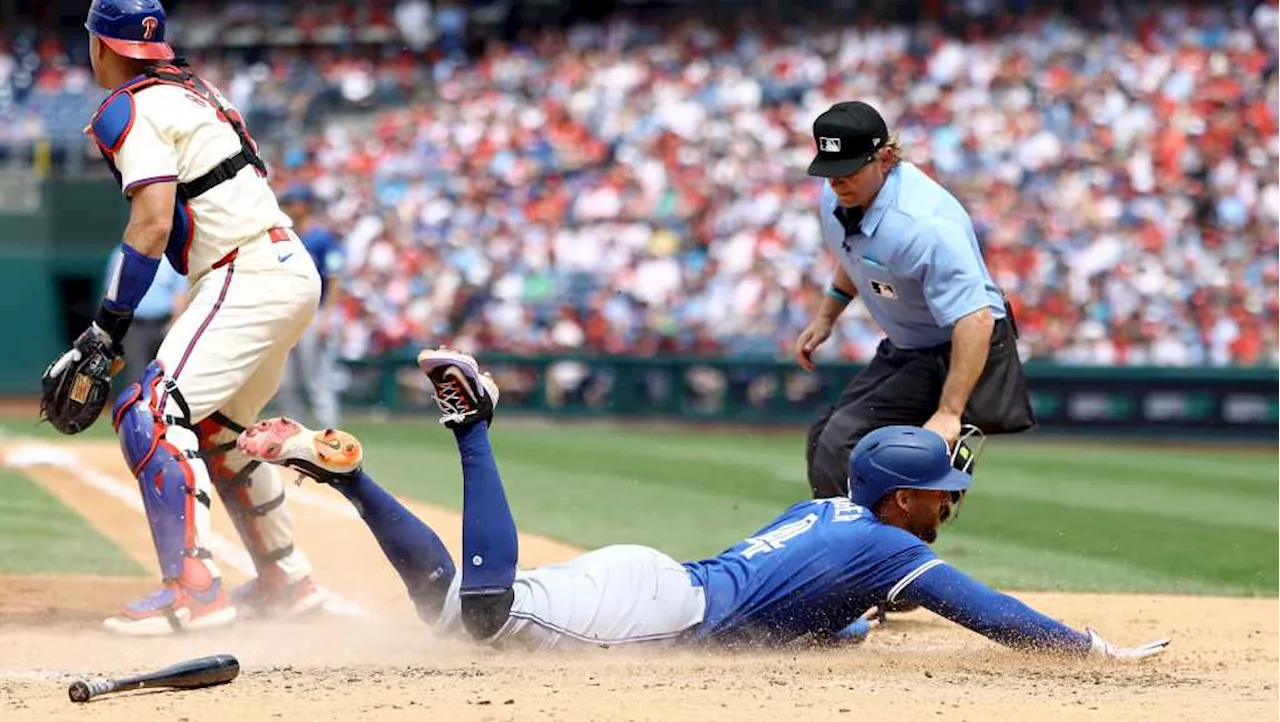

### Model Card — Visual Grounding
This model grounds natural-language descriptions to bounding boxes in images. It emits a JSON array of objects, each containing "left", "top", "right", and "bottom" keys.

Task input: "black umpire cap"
[{"left": 807, "top": 101, "right": 890, "bottom": 178}]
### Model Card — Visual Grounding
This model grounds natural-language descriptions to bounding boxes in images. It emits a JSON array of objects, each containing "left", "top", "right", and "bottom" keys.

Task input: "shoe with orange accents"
[
  {"left": 230, "top": 574, "right": 329, "bottom": 620},
  {"left": 236, "top": 417, "right": 363, "bottom": 484},
  {"left": 103, "top": 577, "right": 237, "bottom": 637}
]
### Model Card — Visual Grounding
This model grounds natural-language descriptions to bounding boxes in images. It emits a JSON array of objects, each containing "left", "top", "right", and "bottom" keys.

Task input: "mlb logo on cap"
[{"left": 808, "top": 101, "right": 890, "bottom": 178}]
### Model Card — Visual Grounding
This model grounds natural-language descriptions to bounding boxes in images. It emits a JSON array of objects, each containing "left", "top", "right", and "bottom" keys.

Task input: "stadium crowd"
[{"left": 3, "top": 1, "right": 1277, "bottom": 367}]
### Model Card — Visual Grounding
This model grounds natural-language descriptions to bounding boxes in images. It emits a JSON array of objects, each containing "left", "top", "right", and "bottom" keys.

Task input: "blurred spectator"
[
  {"left": 6, "top": 1, "right": 1278, "bottom": 367},
  {"left": 395, "top": 0, "right": 435, "bottom": 52},
  {"left": 277, "top": 185, "right": 345, "bottom": 429}
]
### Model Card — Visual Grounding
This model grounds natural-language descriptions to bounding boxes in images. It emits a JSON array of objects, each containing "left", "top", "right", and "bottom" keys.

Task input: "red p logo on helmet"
[{"left": 141, "top": 16, "right": 158, "bottom": 40}]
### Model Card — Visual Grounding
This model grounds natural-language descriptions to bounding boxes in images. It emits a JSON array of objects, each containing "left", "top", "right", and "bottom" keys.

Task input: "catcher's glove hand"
[{"left": 39, "top": 323, "right": 125, "bottom": 435}]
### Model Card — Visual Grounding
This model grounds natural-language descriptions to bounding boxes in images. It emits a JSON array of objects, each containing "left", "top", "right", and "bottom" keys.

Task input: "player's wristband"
[
  {"left": 825, "top": 286, "right": 854, "bottom": 305},
  {"left": 94, "top": 303, "right": 133, "bottom": 348},
  {"left": 104, "top": 244, "right": 161, "bottom": 313}
]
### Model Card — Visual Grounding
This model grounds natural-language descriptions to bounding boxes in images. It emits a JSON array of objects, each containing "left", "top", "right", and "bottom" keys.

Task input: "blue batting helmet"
[
  {"left": 848, "top": 426, "right": 979, "bottom": 509},
  {"left": 278, "top": 184, "right": 316, "bottom": 207},
  {"left": 85, "top": 0, "right": 175, "bottom": 61}
]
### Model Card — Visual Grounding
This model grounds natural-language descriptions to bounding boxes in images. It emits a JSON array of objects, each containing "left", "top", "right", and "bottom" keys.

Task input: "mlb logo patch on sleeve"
[{"left": 870, "top": 280, "right": 898, "bottom": 299}]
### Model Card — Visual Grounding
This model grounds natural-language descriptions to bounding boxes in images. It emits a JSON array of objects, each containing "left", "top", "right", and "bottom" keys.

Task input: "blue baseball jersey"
[
  {"left": 683, "top": 497, "right": 936, "bottom": 645},
  {"left": 298, "top": 225, "right": 342, "bottom": 300},
  {"left": 820, "top": 162, "right": 1005, "bottom": 349}
]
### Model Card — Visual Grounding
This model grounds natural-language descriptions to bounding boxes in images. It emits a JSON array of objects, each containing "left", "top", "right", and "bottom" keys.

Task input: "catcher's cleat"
[
  {"left": 416, "top": 348, "right": 500, "bottom": 429},
  {"left": 103, "top": 578, "right": 236, "bottom": 636},
  {"left": 230, "top": 574, "right": 329, "bottom": 621},
  {"left": 236, "top": 417, "right": 363, "bottom": 484}
]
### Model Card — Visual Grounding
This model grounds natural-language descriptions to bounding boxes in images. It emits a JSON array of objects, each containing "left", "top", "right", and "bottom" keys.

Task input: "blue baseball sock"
[
  {"left": 332, "top": 470, "right": 456, "bottom": 620},
  {"left": 454, "top": 421, "right": 518, "bottom": 595}
]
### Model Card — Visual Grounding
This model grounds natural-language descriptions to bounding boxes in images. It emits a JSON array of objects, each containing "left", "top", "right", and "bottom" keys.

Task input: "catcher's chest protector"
[{"left": 87, "top": 64, "right": 266, "bottom": 276}]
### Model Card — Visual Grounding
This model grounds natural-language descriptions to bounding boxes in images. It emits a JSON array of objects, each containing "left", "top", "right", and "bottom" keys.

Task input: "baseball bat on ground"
[{"left": 68, "top": 654, "right": 240, "bottom": 703}]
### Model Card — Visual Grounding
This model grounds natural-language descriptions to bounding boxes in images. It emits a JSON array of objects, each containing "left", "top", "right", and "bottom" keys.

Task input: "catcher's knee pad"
[
  {"left": 460, "top": 588, "right": 515, "bottom": 641},
  {"left": 112, "top": 362, "right": 217, "bottom": 584},
  {"left": 198, "top": 416, "right": 309, "bottom": 582}
]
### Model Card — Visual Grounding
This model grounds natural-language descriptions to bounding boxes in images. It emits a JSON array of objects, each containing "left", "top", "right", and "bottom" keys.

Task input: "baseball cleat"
[
  {"left": 103, "top": 578, "right": 237, "bottom": 636},
  {"left": 417, "top": 348, "right": 499, "bottom": 428},
  {"left": 230, "top": 574, "right": 329, "bottom": 621},
  {"left": 236, "top": 417, "right": 362, "bottom": 483}
]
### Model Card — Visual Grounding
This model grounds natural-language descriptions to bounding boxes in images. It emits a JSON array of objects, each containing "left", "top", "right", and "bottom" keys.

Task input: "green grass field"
[
  {"left": 0, "top": 468, "right": 144, "bottom": 576},
  {"left": 1, "top": 416, "right": 1275, "bottom": 595},
  {"left": 343, "top": 418, "right": 1278, "bottom": 596}
]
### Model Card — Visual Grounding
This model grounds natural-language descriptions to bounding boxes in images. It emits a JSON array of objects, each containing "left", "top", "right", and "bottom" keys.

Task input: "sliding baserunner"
[{"left": 234, "top": 349, "right": 1169, "bottom": 659}]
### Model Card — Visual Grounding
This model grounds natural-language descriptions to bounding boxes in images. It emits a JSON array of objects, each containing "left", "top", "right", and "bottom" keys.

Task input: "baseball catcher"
[{"left": 40, "top": 0, "right": 334, "bottom": 635}]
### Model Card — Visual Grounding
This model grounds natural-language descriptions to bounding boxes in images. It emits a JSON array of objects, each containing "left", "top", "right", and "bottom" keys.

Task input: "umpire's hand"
[
  {"left": 795, "top": 318, "right": 834, "bottom": 372},
  {"left": 923, "top": 410, "right": 962, "bottom": 447}
]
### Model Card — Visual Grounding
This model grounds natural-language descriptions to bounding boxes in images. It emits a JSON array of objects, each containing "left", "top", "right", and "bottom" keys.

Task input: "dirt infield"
[{"left": 1, "top": 439, "right": 1276, "bottom": 722}]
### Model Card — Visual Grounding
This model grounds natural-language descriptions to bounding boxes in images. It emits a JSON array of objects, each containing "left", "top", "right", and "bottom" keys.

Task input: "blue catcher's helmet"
[
  {"left": 848, "top": 425, "right": 983, "bottom": 510},
  {"left": 85, "top": 0, "right": 175, "bottom": 61}
]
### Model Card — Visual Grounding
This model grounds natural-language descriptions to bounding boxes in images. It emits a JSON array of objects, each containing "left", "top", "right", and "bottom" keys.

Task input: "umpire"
[{"left": 797, "top": 101, "right": 1036, "bottom": 499}]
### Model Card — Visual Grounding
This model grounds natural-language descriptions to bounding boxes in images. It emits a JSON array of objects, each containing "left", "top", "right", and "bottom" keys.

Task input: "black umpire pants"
[
  {"left": 118, "top": 316, "right": 170, "bottom": 390},
  {"left": 805, "top": 317, "right": 1035, "bottom": 499}
]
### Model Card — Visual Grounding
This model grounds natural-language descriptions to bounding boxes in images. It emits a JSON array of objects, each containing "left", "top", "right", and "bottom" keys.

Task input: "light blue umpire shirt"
[{"left": 819, "top": 161, "right": 1005, "bottom": 350}]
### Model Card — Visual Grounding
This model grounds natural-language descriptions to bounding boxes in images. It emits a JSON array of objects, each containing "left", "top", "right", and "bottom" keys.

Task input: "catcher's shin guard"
[
  {"left": 198, "top": 416, "right": 311, "bottom": 585},
  {"left": 112, "top": 362, "right": 220, "bottom": 585}
]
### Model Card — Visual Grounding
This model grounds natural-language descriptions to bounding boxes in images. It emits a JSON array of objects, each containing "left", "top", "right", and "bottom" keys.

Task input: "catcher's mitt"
[{"left": 39, "top": 326, "right": 124, "bottom": 435}]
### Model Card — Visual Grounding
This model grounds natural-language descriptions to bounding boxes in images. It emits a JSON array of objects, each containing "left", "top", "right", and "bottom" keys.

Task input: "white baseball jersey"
[{"left": 91, "top": 74, "right": 292, "bottom": 281}]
